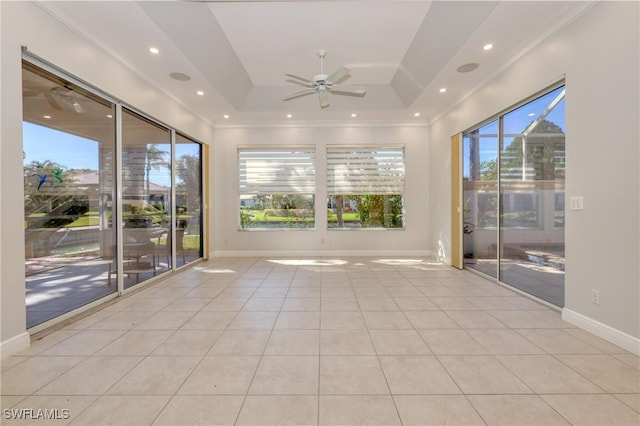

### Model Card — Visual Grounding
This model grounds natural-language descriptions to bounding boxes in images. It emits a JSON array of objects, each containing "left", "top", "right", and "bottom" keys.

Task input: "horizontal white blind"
[
  {"left": 327, "top": 146, "right": 405, "bottom": 194},
  {"left": 239, "top": 147, "right": 315, "bottom": 194}
]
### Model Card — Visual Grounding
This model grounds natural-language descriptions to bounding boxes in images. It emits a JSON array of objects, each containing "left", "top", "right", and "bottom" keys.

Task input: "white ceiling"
[{"left": 37, "top": 0, "right": 592, "bottom": 125}]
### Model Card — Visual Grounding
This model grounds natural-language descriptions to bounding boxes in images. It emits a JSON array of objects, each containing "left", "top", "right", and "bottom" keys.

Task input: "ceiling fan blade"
[
  {"left": 285, "top": 79, "right": 314, "bottom": 88},
  {"left": 319, "top": 91, "right": 329, "bottom": 109},
  {"left": 326, "top": 67, "right": 350, "bottom": 84},
  {"left": 283, "top": 88, "right": 317, "bottom": 101},
  {"left": 285, "top": 73, "right": 314, "bottom": 84},
  {"left": 44, "top": 92, "right": 63, "bottom": 110},
  {"left": 330, "top": 86, "right": 367, "bottom": 97}
]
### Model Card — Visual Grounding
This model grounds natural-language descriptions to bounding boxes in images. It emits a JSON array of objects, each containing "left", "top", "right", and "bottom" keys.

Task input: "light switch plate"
[{"left": 570, "top": 196, "right": 584, "bottom": 210}]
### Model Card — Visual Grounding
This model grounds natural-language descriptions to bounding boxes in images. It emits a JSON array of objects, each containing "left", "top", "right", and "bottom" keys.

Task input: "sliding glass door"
[
  {"left": 463, "top": 85, "right": 565, "bottom": 307},
  {"left": 23, "top": 60, "right": 205, "bottom": 328}
]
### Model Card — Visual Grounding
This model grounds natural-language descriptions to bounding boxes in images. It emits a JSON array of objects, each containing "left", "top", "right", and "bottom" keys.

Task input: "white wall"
[
  {"left": 212, "top": 124, "right": 430, "bottom": 257},
  {"left": 429, "top": 2, "right": 640, "bottom": 344},
  {"left": 0, "top": 2, "right": 214, "bottom": 356}
]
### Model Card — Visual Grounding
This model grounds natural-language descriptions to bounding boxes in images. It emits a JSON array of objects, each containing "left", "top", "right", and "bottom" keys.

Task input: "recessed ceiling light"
[
  {"left": 286, "top": 114, "right": 292, "bottom": 118},
  {"left": 149, "top": 47, "right": 160, "bottom": 54},
  {"left": 456, "top": 62, "right": 480, "bottom": 73},
  {"left": 196, "top": 90, "right": 204, "bottom": 96},
  {"left": 414, "top": 112, "right": 421, "bottom": 117},
  {"left": 106, "top": 114, "right": 113, "bottom": 118},
  {"left": 43, "top": 115, "right": 51, "bottom": 119},
  {"left": 439, "top": 88, "right": 447, "bottom": 93},
  {"left": 223, "top": 114, "right": 230, "bottom": 119},
  {"left": 351, "top": 113, "right": 357, "bottom": 118},
  {"left": 483, "top": 43, "right": 494, "bottom": 51},
  {"left": 169, "top": 72, "right": 191, "bottom": 82}
]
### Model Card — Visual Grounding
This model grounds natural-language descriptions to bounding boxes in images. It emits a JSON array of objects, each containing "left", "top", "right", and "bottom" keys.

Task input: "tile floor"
[{"left": 2, "top": 256, "right": 639, "bottom": 425}]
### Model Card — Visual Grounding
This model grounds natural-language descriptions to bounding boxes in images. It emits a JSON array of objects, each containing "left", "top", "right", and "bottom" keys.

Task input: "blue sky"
[{"left": 23, "top": 121, "right": 99, "bottom": 170}]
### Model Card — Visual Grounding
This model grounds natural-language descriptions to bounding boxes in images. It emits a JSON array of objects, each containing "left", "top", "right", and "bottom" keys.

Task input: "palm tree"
[{"left": 145, "top": 144, "right": 169, "bottom": 193}]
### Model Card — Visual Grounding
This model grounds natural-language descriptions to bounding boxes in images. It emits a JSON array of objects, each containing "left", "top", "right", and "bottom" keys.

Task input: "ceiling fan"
[{"left": 283, "top": 50, "right": 366, "bottom": 109}]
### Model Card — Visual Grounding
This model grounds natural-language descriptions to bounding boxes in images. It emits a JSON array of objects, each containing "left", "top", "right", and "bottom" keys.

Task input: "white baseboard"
[
  {"left": 562, "top": 309, "right": 640, "bottom": 356},
  {"left": 211, "top": 250, "right": 432, "bottom": 258},
  {"left": 0, "top": 332, "right": 30, "bottom": 359}
]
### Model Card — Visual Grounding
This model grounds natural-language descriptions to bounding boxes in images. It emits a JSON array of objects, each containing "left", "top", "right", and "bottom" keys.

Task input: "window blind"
[
  {"left": 239, "top": 147, "right": 315, "bottom": 194},
  {"left": 327, "top": 146, "right": 405, "bottom": 194}
]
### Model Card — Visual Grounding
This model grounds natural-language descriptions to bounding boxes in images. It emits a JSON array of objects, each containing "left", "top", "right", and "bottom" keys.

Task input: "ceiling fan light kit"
[{"left": 283, "top": 50, "right": 366, "bottom": 109}]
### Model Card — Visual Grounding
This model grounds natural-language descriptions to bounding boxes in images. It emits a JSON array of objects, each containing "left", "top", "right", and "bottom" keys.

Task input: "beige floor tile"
[
  {"left": 152, "top": 329, "right": 222, "bottom": 356},
  {"left": 439, "top": 355, "right": 532, "bottom": 394},
  {"left": 218, "top": 287, "right": 256, "bottom": 298},
  {"left": 36, "top": 356, "right": 142, "bottom": 395},
  {"left": 320, "top": 330, "right": 375, "bottom": 355},
  {"left": 153, "top": 395, "right": 243, "bottom": 425},
  {"left": 431, "top": 297, "right": 479, "bottom": 310},
  {"left": 319, "top": 356, "right": 389, "bottom": 394},
  {"left": 95, "top": 330, "right": 173, "bottom": 356},
  {"left": 405, "top": 311, "right": 459, "bottom": 329},
  {"left": 68, "top": 395, "right": 169, "bottom": 425},
  {"left": 265, "top": 330, "right": 320, "bottom": 355},
  {"left": 542, "top": 394, "right": 640, "bottom": 425},
  {"left": 228, "top": 312, "right": 278, "bottom": 330},
  {"left": 369, "top": 330, "right": 431, "bottom": 355},
  {"left": 253, "top": 287, "right": 289, "bottom": 298},
  {"left": 393, "top": 297, "right": 439, "bottom": 311},
  {"left": 362, "top": 311, "right": 413, "bottom": 329},
  {"left": 161, "top": 297, "right": 213, "bottom": 311},
  {"left": 178, "top": 356, "right": 260, "bottom": 394},
  {"left": 208, "top": 330, "right": 271, "bottom": 355},
  {"left": 497, "top": 355, "right": 604, "bottom": 393},
  {"left": 556, "top": 354, "right": 640, "bottom": 393},
  {"left": 384, "top": 287, "right": 424, "bottom": 298},
  {"left": 320, "top": 311, "right": 366, "bottom": 329},
  {"left": 106, "top": 356, "right": 200, "bottom": 395},
  {"left": 446, "top": 310, "right": 508, "bottom": 329},
  {"left": 380, "top": 355, "right": 460, "bottom": 394},
  {"left": 468, "top": 395, "right": 570, "bottom": 425},
  {"left": 487, "top": 310, "right": 558, "bottom": 328},
  {"left": 319, "top": 395, "right": 400, "bottom": 426},
  {"left": 357, "top": 297, "right": 399, "bottom": 311},
  {"left": 516, "top": 328, "right": 602, "bottom": 354},
  {"left": 419, "top": 286, "right": 459, "bottom": 297},
  {"left": 249, "top": 356, "right": 319, "bottom": 394},
  {"left": 241, "top": 297, "right": 285, "bottom": 312},
  {"left": 353, "top": 287, "right": 390, "bottom": 298},
  {"left": 40, "top": 330, "right": 125, "bottom": 356},
  {"left": 237, "top": 395, "right": 318, "bottom": 426},
  {"left": 394, "top": 395, "right": 485, "bottom": 425},
  {"left": 1, "top": 356, "right": 85, "bottom": 395},
  {"left": 201, "top": 297, "right": 247, "bottom": 311},
  {"left": 1, "top": 356, "right": 29, "bottom": 373},
  {"left": 420, "top": 330, "right": 489, "bottom": 355},
  {"left": 467, "top": 329, "right": 545, "bottom": 355},
  {"left": 320, "top": 298, "right": 360, "bottom": 311},
  {"left": 465, "top": 296, "right": 519, "bottom": 310},
  {"left": 123, "top": 297, "right": 175, "bottom": 312},
  {"left": 134, "top": 310, "right": 195, "bottom": 330},
  {"left": 181, "top": 311, "right": 237, "bottom": 329},
  {"left": 281, "top": 297, "right": 321, "bottom": 311},
  {"left": 613, "top": 353, "right": 640, "bottom": 369},
  {"left": 87, "top": 311, "right": 156, "bottom": 330},
  {"left": 274, "top": 311, "right": 320, "bottom": 329},
  {"left": 564, "top": 328, "right": 633, "bottom": 353},
  {"left": 614, "top": 393, "right": 640, "bottom": 412},
  {"left": 286, "top": 288, "right": 321, "bottom": 298},
  {"left": 320, "top": 287, "right": 355, "bottom": 298},
  {"left": 13, "top": 330, "right": 79, "bottom": 356}
]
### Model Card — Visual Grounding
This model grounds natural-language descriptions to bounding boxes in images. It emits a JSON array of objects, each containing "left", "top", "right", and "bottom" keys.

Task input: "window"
[
  {"left": 327, "top": 145, "right": 405, "bottom": 229},
  {"left": 238, "top": 147, "right": 315, "bottom": 229}
]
